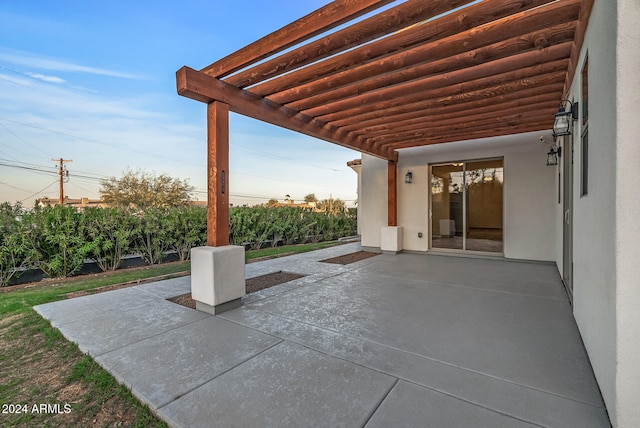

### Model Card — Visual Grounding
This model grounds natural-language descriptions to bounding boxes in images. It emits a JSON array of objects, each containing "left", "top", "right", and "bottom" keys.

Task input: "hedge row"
[{"left": 0, "top": 203, "right": 356, "bottom": 286}]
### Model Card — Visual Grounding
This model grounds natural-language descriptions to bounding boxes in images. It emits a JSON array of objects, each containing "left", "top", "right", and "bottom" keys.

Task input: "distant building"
[{"left": 36, "top": 197, "right": 106, "bottom": 211}]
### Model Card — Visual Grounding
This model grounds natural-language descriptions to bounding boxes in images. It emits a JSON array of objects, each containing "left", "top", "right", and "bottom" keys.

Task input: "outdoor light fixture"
[
  {"left": 552, "top": 100, "right": 579, "bottom": 137},
  {"left": 405, "top": 171, "right": 413, "bottom": 183},
  {"left": 546, "top": 144, "right": 562, "bottom": 166}
]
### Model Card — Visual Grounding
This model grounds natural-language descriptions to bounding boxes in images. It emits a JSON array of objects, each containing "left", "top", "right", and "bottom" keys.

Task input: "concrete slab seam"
[
  {"left": 362, "top": 378, "right": 400, "bottom": 427},
  {"left": 154, "top": 338, "right": 285, "bottom": 411},
  {"left": 88, "top": 313, "right": 214, "bottom": 358},
  {"left": 364, "top": 271, "right": 569, "bottom": 302},
  {"left": 224, "top": 306, "right": 604, "bottom": 410},
  {"left": 221, "top": 312, "right": 552, "bottom": 428}
]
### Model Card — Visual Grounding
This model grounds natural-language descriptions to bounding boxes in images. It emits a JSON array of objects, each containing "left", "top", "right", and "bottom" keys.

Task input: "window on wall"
[
  {"left": 581, "top": 131, "right": 588, "bottom": 196},
  {"left": 581, "top": 57, "right": 589, "bottom": 196}
]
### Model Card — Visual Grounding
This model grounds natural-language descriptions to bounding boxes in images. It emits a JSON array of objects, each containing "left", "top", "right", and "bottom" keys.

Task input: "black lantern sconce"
[
  {"left": 546, "top": 144, "right": 562, "bottom": 166},
  {"left": 404, "top": 171, "right": 413, "bottom": 184},
  {"left": 552, "top": 100, "right": 579, "bottom": 137}
]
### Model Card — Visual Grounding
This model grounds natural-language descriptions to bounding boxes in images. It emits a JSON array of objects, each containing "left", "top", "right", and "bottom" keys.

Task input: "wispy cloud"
[
  {"left": 24, "top": 72, "right": 66, "bottom": 84},
  {"left": 0, "top": 49, "right": 143, "bottom": 80}
]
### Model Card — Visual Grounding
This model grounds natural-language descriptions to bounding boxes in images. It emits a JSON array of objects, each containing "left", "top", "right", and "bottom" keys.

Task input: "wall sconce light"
[
  {"left": 405, "top": 171, "right": 413, "bottom": 183},
  {"left": 546, "top": 144, "right": 562, "bottom": 166},
  {"left": 552, "top": 100, "right": 579, "bottom": 137}
]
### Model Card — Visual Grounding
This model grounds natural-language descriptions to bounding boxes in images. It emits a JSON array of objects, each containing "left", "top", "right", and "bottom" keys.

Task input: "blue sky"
[{"left": 0, "top": 0, "right": 361, "bottom": 207}]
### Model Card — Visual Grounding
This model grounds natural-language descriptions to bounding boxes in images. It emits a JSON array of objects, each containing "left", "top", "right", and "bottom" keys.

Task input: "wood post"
[
  {"left": 388, "top": 160, "right": 397, "bottom": 227},
  {"left": 207, "top": 101, "right": 230, "bottom": 246}
]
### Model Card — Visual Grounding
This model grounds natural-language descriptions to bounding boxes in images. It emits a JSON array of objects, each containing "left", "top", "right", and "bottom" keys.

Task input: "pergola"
[{"left": 177, "top": 0, "right": 593, "bottom": 246}]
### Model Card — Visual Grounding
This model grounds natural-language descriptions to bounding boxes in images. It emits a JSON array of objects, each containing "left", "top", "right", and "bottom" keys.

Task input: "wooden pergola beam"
[
  {"left": 344, "top": 94, "right": 561, "bottom": 134},
  {"left": 254, "top": 0, "right": 565, "bottom": 98},
  {"left": 387, "top": 123, "right": 553, "bottom": 150},
  {"left": 269, "top": 3, "right": 576, "bottom": 105},
  {"left": 291, "top": 40, "right": 573, "bottom": 112},
  {"left": 365, "top": 101, "right": 558, "bottom": 139},
  {"left": 321, "top": 70, "right": 565, "bottom": 127},
  {"left": 374, "top": 111, "right": 554, "bottom": 146},
  {"left": 224, "top": 0, "right": 475, "bottom": 88},
  {"left": 329, "top": 84, "right": 564, "bottom": 129},
  {"left": 304, "top": 59, "right": 568, "bottom": 118},
  {"left": 562, "top": 0, "right": 595, "bottom": 96},
  {"left": 177, "top": 66, "right": 396, "bottom": 161},
  {"left": 201, "top": 0, "right": 394, "bottom": 79}
]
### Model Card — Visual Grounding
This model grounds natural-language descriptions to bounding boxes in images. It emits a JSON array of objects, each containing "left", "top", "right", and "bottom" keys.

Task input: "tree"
[
  {"left": 99, "top": 169, "right": 193, "bottom": 208},
  {"left": 318, "top": 197, "right": 346, "bottom": 215},
  {"left": 266, "top": 198, "right": 279, "bottom": 207},
  {"left": 304, "top": 193, "right": 318, "bottom": 204}
]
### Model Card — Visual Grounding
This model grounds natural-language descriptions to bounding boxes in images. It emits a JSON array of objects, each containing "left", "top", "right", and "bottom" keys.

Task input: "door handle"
[{"left": 564, "top": 209, "right": 570, "bottom": 225}]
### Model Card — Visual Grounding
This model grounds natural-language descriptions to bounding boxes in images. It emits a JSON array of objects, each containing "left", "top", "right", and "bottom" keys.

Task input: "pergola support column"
[
  {"left": 191, "top": 101, "right": 245, "bottom": 315},
  {"left": 207, "top": 101, "right": 230, "bottom": 246},
  {"left": 381, "top": 160, "right": 403, "bottom": 253},
  {"left": 387, "top": 160, "right": 397, "bottom": 227}
]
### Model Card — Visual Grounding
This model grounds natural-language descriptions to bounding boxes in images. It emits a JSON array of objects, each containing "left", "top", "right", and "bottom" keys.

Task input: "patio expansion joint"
[
  {"left": 362, "top": 378, "right": 400, "bottom": 428},
  {"left": 154, "top": 338, "right": 285, "bottom": 411},
  {"left": 370, "top": 271, "right": 570, "bottom": 302},
  {"left": 223, "top": 308, "right": 555, "bottom": 428},
  {"left": 90, "top": 311, "right": 214, "bottom": 358},
  {"left": 230, "top": 306, "right": 605, "bottom": 410}
]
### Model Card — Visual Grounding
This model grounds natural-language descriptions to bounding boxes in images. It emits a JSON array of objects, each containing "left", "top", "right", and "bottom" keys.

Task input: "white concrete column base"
[
  {"left": 191, "top": 245, "right": 245, "bottom": 315},
  {"left": 381, "top": 226, "right": 403, "bottom": 254}
]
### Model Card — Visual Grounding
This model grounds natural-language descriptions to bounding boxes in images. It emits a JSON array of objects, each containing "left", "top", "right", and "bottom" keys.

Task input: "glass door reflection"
[
  {"left": 465, "top": 160, "right": 503, "bottom": 253},
  {"left": 431, "top": 160, "right": 503, "bottom": 253},
  {"left": 431, "top": 163, "right": 464, "bottom": 250}
]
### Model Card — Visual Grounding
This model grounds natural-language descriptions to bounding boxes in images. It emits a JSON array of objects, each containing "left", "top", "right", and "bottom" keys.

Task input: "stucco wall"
[
  {"left": 566, "top": 1, "right": 619, "bottom": 425},
  {"left": 360, "top": 154, "right": 387, "bottom": 248},
  {"left": 360, "top": 132, "right": 557, "bottom": 261},
  {"left": 615, "top": 1, "right": 640, "bottom": 426}
]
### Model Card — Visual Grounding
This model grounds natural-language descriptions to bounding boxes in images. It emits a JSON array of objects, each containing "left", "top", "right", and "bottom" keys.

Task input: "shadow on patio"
[{"left": 35, "top": 243, "right": 609, "bottom": 427}]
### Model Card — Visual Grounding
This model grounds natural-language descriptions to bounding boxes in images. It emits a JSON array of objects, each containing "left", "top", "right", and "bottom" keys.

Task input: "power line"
[
  {"left": 68, "top": 181, "right": 97, "bottom": 195},
  {"left": 0, "top": 116, "right": 205, "bottom": 167},
  {"left": 0, "top": 122, "right": 52, "bottom": 157},
  {"left": 0, "top": 181, "right": 32, "bottom": 193},
  {"left": 19, "top": 180, "right": 58, "bottom": 203},
  {"left": 231, "top": 144, "right": 344, "bottom": 172}
]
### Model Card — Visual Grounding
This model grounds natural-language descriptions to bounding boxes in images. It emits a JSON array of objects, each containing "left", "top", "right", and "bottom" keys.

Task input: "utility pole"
[{"left": 52, "top": 158, "right": 72, "bottom": 204}]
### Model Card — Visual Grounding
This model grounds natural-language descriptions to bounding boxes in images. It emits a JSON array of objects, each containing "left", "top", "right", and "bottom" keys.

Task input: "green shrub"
[
  {"left": 0, "top": 202, "right": 37, "bottom": 286},
  {"left": 83, "top": 207, "right": 137, "bottom": 271},
  {"left": 27, "top": 205, "right": 95, "bottom": 278},
  {"left": 132, "top": 207, "right": 174, "bottom": 265},
  {"left": 167, "top": 206, "right": 207, "bottom": 260}
]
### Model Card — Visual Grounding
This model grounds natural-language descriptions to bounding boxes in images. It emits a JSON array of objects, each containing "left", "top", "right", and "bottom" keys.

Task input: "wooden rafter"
[
  {"left": 222, "top": 0, "right": 475, "bottom": 88},
  {"left": 201, "top": 0, "right": 395, "bottom": 79},
  {"left": 178, "top": 0, "right": 586, "bottom": 162},
  {"left": 260, "top": 0, "right": 574, "bottom": 101}
]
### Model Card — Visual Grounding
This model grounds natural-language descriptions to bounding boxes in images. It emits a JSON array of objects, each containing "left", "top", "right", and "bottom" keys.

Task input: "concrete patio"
[{"left": 34, "top": 243, "right": 610, "bottom": 427}]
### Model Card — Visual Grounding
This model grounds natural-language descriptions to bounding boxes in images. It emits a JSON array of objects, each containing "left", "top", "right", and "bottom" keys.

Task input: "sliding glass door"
[{"left": 431, "top": 159, "right": 503, "bottom": 254}]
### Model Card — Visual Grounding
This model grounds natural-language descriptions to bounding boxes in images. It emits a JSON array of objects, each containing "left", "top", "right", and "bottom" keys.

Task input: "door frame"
[
  {"left": 562, "top": 134, "right": 574, "bottom": 302},
  {"left": 428, "top": 157, "right": 505, "bottom": 255}
]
